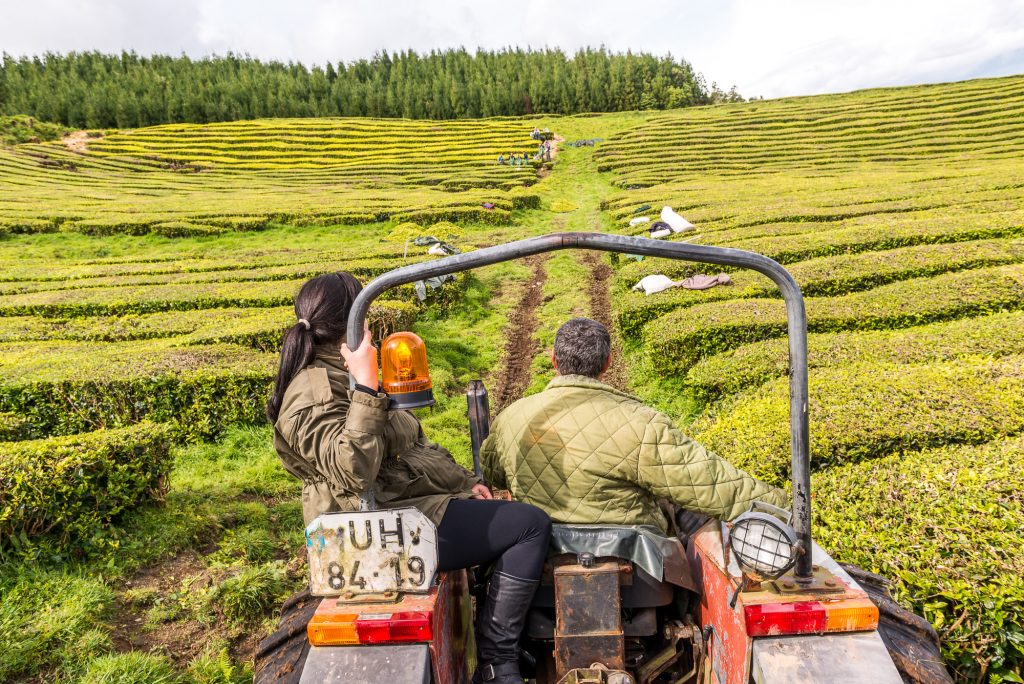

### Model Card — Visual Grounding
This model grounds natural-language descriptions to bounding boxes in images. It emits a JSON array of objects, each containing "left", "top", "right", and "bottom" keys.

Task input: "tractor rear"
[{"left": 290, "top": 232, "right": 914, "bottom": 683}]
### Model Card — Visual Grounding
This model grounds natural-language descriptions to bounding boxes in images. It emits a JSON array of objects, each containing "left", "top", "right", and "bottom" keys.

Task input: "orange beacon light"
[{"left": 380, "top": 331, "right": 435, "bottom": 409}]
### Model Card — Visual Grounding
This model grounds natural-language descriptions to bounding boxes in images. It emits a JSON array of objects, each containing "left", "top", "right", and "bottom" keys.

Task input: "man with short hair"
[{"left": 481, "top": 318, "right": 786, "bottom": 531}]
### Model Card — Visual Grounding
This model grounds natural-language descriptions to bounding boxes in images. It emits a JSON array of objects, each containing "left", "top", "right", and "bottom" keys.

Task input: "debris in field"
[
  {"left": 648, "top": 221, "right": 672, "bottom": 239},
  {"left": 414, "top": 274, "right": 456, "bottom": 301},
  {"left": 628, "top": 216, "right": 650, "bottom": 226},
  {"left": 632, "top": 272, "right": 731, "bottom": 295},
  {"left": 411, "top": 235, "right": 461, "bottom": 256},
  {"left": 632, "top": 274, "right": 678, "bottom": 295},
  {"left": 482, "top": 202, "right": 495, "bottom": 209},
  {"left": 428, "top": 242, "right": 459, "bottom": 256},
  {"left": 632, "top": 204, "right": 651, "bottom": 214},
  {"left": 660, "top": 206, "right": 696, "bottom": 232}
]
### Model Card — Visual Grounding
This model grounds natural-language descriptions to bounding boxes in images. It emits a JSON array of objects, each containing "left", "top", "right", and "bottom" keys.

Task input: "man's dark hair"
[{"left": 553, "top": 318, "right": 611, "bottom": 378}]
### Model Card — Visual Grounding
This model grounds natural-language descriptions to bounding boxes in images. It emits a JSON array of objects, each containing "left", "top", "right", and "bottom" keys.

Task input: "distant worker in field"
[
  {"left": 481, "top": 318, "right": 787, "bottom": 531},
  {"left": 497, "top": 154, "right": 505, "bottom": 165}
]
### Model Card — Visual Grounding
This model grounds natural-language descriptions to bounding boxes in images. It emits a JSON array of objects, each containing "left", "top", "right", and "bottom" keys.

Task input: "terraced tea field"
[
  {"left": 1, "top": 75, "right": 1023, "bottom": 682},
  {"left": 600, "top": 74, "right": 1024, "bottom": 680},
  {"left": 0, "top": 117, "right": 542, "bottom": 235}
]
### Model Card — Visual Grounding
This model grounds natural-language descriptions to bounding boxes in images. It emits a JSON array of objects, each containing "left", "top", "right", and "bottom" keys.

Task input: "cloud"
[{"left": 1, "top": 0, "right": 1022, "bottom": 99}]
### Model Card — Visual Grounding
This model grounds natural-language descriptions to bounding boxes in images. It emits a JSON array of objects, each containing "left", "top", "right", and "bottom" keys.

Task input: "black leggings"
[{"left": 437, "top": 498, "right": 552, "bottom": 581}]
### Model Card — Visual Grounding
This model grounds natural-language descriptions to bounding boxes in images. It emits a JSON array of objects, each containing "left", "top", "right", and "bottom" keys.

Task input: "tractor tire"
[
  {"left": 253, "top": 588, "right": 320, "bottom": 684},
  {"left": 841, "top": 564, "right": 954, "bottom": 684}
]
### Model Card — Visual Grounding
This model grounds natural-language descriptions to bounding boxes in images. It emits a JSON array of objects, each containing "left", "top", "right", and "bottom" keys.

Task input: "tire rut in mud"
[
  {"left": 491, "top": 254, "right": 549, "bottom": 411},
  {"left": 580, "top": 251, "right": 628, "bottom": 391}
]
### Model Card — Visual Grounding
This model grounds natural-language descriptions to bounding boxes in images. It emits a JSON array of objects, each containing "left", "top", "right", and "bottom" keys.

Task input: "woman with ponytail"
[{"left": 263, "top": 272, "right": 550, "bottom": 684}]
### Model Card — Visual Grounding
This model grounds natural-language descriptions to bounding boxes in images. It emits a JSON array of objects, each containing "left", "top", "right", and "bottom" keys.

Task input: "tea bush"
[
  {"left": 687, "top": 311, "right": 1024, "bottom": 402},
  {"left": 0, "top": 422, "right": 174, "bottom": 550},
  {"left": 642, "top": 263, "right": 1024, "bottom": 372},
  {"left": 693, "top": 355, "right": 1024, "bottom": 485},
  {"left": 813, "top": 436, "right": 1024, "bottom": 680}
]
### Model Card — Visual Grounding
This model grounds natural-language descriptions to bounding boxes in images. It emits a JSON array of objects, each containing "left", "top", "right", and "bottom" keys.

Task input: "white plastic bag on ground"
[
  {"left": 628, "top": 216, "right": 650, "bottom": 226},
  {"left": 632, "top": 274, "right": 679, "bottom": 295},
  {"left": 660, "top": 206, "right": 695, "bottom": 232}
]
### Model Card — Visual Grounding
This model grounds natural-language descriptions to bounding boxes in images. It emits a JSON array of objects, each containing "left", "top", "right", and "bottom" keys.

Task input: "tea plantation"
[
  {"left": 600, "top": 74, "right": 1024, "bottom": 681},
  {"left": 1, "top": 74, "right": 1022, "bottom": 682}
]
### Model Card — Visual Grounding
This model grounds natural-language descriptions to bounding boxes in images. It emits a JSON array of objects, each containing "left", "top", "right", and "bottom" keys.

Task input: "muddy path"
[
  {"left": 62, "top": 130, "right": 96, "bottom": 153},
  {"left": 579, "top": 251, "right": 628, "bottom": 391},
  {"left": 491, "top": 254, "right": 549, "bottom": 411}
]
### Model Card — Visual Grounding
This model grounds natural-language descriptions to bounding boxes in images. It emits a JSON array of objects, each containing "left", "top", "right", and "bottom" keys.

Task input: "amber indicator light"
[{"left": 381, "top": 331, "right": 435, "bottom": 409}]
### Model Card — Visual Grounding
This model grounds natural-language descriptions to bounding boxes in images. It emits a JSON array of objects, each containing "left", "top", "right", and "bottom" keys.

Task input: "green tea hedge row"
[
  {"left": 616, "top": 238, "right": 1024, "bottom": 338},
  {"left": 184, "top": 299, "right": 419, "bottom": 351},
  {"left": 643, "top": 264, "right": 1024, "bottom": 374},
  {"left": 0, "top": 422, "right": 173, "bottom": 551},
  {"left": 0, "top": 301, "right": 419, "bottom": 350},
  {"left": 0, "top": 411, "right": 29, "bottom": 441},
  {"left": 687, "top": 310, "right": 1024, "bottom": 402},
  {"left": 0, "top": 251, "right": 415, "bottom": 285},
  {"left": 0, "top": 255, "right": 434, "bottom": 296},
  {"left": 0, "top": 270, "right": 461, "bottom": 318},
  {"left": 813, "top": 435, "right": 1024, "bottom": 680},
  {"left": 0, "top": 278, "right": 304, "bottom": 317},
  {"left": 694, "top": 355, "right": 1024, "bottom": 486},
  {"left": 0, "top": 341, "right": 275, "bottom": 441},
  {"left": 727, "top": 212, "right": 1024, "bottom": 264}
]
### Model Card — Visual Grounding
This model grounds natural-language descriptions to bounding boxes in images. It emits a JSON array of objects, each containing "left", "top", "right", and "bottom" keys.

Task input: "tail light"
[
  {"left": 309, "top": 610, "right": 434, "bottom": 646},
  {"left": 745, "top": 598, "right": 878, "bottom": 637}
]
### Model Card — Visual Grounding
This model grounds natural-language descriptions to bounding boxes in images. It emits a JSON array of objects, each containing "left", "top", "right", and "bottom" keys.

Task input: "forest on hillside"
[{"left": 0, "top": 48, "right": 741, "bottom": 128}]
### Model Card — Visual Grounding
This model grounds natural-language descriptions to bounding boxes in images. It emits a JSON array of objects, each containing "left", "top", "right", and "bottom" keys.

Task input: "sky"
[{"left": 1, "top": 0, "right": 1023, "bottom": 99}]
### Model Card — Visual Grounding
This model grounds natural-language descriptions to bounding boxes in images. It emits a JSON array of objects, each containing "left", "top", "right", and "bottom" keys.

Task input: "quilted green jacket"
[{"left": 481, "top": 374, "right": 787, "bottom": 532}]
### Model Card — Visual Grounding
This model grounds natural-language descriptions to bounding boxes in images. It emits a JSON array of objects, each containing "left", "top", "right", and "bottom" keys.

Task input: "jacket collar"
[
  {"left": 313, "top": 345, "right": 347, "bottom": 375},
  {"left": 545, "top": 374, "right": 640, "bottom": 402}
]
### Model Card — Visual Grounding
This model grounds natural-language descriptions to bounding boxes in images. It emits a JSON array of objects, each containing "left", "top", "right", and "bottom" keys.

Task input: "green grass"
[
  {"left": 414, "top": 261, "right": 531, "bottom": 468},
  {"left": 0, "top": 425, "right": 303, "bottom": 682}
]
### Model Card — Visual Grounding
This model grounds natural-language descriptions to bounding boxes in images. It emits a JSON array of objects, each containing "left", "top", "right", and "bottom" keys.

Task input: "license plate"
[{"left": 306, "top": 509, "right": 438, "bottom": 596}]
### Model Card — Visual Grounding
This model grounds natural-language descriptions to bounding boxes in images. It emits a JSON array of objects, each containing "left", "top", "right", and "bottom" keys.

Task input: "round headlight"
[{"left": 729, "top": 512, "right": 798, "bottom": 581}]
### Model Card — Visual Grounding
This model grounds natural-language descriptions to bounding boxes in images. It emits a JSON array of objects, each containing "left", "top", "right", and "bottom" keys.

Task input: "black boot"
[{"left": 472, "top": 572, "right": 539, "bottom": 684}]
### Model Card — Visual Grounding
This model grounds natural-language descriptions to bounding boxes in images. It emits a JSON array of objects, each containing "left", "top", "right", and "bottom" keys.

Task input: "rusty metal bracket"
[
  {"left": 334, "top": 590, "right": 400, "bottom": 604},
  {"left": 771, "top": 566, "right": 846, "bottom": 595},
  {"left": 635, "top": 620, "right": 702, "bottom": 684},
  {"left": 557, "top": 663, "right": 635, "bottom": 684}
]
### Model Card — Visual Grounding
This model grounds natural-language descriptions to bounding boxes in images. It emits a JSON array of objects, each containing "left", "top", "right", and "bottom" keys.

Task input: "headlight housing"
[{"left": 729, "top": 512, "right": 798, "bottom": 581}]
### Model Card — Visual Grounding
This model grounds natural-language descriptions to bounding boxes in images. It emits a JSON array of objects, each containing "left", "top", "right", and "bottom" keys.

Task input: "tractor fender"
[
  {"left": 299, "top": 643, "right": 432, "bottom": 684},
  {"left": 751, "top": 631, "right": 903, "bottom": 684}
]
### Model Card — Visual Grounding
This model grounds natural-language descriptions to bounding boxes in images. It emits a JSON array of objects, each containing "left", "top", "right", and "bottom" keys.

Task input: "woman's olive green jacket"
[{"left": 273, "top": 347, "right": 480, "bottom": 526}]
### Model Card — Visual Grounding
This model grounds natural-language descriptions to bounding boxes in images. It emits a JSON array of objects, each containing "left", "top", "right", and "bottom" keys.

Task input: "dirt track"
[
  {"left": 580, "top": 251, "right": 628, "bottom": 391},
  {"left": 491, "top": 255, "right": 549, "bottom": 411}
]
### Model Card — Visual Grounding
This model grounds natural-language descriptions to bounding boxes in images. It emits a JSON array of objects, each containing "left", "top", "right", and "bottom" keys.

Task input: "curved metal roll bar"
[{"left": 347, "top": 232, "right": 813, "bottom": 581}]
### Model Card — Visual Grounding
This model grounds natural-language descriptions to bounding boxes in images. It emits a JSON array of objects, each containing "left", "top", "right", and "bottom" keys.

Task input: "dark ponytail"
[{"left": 266, "top": 272, "right": 363, "bottom": 422}]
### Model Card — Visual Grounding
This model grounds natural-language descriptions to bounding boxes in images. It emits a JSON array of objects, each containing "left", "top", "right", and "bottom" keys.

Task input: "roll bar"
[{"left": 347, "top": 232, "right": 813, "bottom": 581}]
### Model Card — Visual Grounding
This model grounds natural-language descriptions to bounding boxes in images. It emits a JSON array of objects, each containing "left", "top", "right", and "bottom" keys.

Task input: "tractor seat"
[{"left": 530, "top": 523, "right": 696, "bottom": 609}]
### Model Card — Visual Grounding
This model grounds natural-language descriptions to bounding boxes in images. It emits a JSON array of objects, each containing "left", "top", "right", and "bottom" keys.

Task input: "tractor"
[{"left": 292, "top": 232, "right": 919, "bottom": 683}]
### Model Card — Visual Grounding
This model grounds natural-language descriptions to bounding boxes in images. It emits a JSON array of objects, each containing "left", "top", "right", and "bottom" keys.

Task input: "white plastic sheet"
[{"left": 660, "top": 206, "right": 695, "bottom": 232}]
